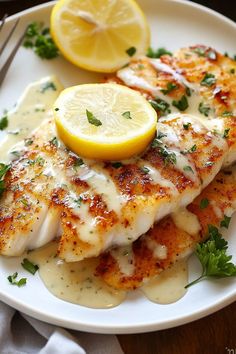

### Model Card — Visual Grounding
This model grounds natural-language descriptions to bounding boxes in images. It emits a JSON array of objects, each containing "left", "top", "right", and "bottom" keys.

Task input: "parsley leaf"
[
  {"left": 183, "top": 165, "right": 194, "bottom": 173},
  {"left": 86, "top": 110, "right": 102, "bottom": 126},
  {"left": 23, "top": 22, "right": 59, "bottom": 59},
  {"left": 160, "top": 82, "right": 177, "bottom": 95},
  {"left": 21, "top": 258, "right": 39, "bottom": 275},
  {"left": 40, "top": 81, "right": 57, "bottom": 93},
  {"left": 200, "top": 73, "right": 216, "bottom": 87},
  {"left": 185, "top": 224, "right": 236, "bottom": 288},
  {"left": 200, "top": 198, "right": 209, "bottom": 209},
  {"left": 198, "top": 102, "right": 211, "bottom": 117},
  {"left": 220, "top": 215, "right": 231, "bottom": 229},
  {"left": 172, "top": 95, "right": 189, "bottom": 111},
  {"left": 0, "top": 163, "right": 10, "bottom": 197},
  {"left": 111, "top": 162, "right": 123, "bottom": 169},
  {"left": 8, "top": 272, "right": 27, "bottom": 287},
  {"left": 149, "top": 98, "right": 171, "bottom": 115},
  {"left": 151, "top": 136, "right": 176, "bottom": 165},
  {"left": 0, "top": 115, "right": 8, "bottom": 130},
  {"left": 49, "top": 137, "right": 59, "bottom": 147},
  {"left": 126, "top": 46, "right": 136, "bottom": 57},
  {"left": 146, "top": 47, "right": 172, "bottom": 58},
  {"left": 223, "top": 128, "right": 230, "bottom": 139},
  {"left": 222, "top": 111, "right": 233, "bottom": 117},
  {"left": 183, "top": 122, "right": 191, "bottom": 130},
  {"left": 140, "top": 166, "right": 150, "bottom": 174},
  {"left": 122, "top": 111, "right": 132, "bottom": 119}
]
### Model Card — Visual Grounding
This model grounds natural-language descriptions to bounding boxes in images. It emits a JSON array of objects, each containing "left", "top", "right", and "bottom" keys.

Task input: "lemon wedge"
[
  {"left": 50, "top": 0, "right": 150, "bottom": 72},
  {"left": 53, "top": 83, "right": 157, "bottom": 160}
]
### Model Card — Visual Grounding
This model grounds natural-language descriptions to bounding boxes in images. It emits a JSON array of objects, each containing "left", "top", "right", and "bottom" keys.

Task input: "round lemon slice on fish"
[
  {"left": 50, "top": 0, "right": 150, "bottom": 72},
  {"left": 53, "top": 83, "right": 157, "bottom": 160}
]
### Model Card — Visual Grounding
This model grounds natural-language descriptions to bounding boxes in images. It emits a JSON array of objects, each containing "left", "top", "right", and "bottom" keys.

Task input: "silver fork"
[{"left": 0, "top": 14, "right": 26, "bottom": 86}]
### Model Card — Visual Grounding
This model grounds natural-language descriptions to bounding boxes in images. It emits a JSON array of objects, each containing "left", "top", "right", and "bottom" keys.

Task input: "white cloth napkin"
[{"left": 0, "top": 302, "right": 124, "bottom": 354}]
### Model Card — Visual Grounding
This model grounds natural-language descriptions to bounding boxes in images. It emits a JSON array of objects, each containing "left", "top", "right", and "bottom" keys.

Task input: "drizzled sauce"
[
  {"left": 141, "top": 260, "right": 188, "bottom": 304},
  {"left": 27, "top": 242, "right": 126, "bottom": 309}
]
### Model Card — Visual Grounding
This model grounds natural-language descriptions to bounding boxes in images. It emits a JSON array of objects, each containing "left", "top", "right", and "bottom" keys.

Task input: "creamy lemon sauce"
[
  {"left": 172, "top": 207, "right": 201, "bottom": 236},
  {"left": 141, "top": 260, "right": 188, "bottom": 304},
  {"left": 111, "top": 245, "right": 135, "bottom": 276},
  {"left": 0, "top": 76, "right": 63, "bottom": 163},
  {"left": 27, "top": 242, "right": 126, "bottom": 309}
]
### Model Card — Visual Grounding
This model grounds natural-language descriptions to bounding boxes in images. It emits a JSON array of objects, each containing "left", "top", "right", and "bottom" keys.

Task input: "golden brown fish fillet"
[
  {"left": 0, "top": 112, "right": 227, "bottom": 260},
  {"left": 96, "top": 166, "right": 236, "bottom": 290}
]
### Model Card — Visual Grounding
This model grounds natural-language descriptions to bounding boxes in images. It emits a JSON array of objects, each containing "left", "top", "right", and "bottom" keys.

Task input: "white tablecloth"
[{"left": 0, "top": 302, "right": 124, "bottom": 354}]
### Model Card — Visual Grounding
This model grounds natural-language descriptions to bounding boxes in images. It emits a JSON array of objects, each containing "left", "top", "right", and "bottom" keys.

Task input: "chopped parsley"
[
  {"left": 74, "top": 196, "right": 83, "bottom": 208},
  {"left": 160, "top": 82, "right": 177, "bottom": 95},
  {"left": 230, "top": 68, "right": 235, "bottom": 74},
  {"left": 185, "top": 86, "right": 191, "bottom": 97},
  {"left": 0, "top": 115, "right": 8, "bottom": 130},
  {"left": 23, "top": 22, "right": 59, "bottom": 59},
  {"left": 40, "top": 81, "right": 57, "bottom": 93},
  {"left": 21, "top": 258, "right": 39, "bottom": 275},
  {"left": 220, "top": 215, "right": 231, "bottom": 229},
  {"left": 192, "top": 47, "right": 217, "bottom": 60},
  {"left": 111, "top": 162, "right": 123, "bottom": 169},
  {"left": 223, "top": 128, "right": 230, "bottom": 139},
  {"left": 198, "top": 102, "right": 211, "bottom": 117},
  {"left": 200, "top": 198, "right": 209, "bottom": 209},
  {"left": 126, "top": 46, "right": 136, "bottom": 57},
  {"left": 86, "top": 110, "right": 102, "bottom": 127},
  {"left": 183, "top": 122, "right": 191, "bottom": 130},
  {"left": 149, "top": 98, "right": 171, "bottom": 115},
  {"left": 50, "top": 137, "right": 59, "bottom": 147},
  {"left": 205, "top": 161, "right": 214, "bottom": 167},
  {"left": 0, "top": 163, "right": 10, "bottom": 197},
  {"left": 54, "top": 107, "right": 59, "bottom": 112},
  {"left": 140, "top": 166, "right": 150, "bottom": 174},
  {"left": 185, "top": 224, "right": 236, "bottom": 288},
  {"left": 24, "top": 138, "right": 33, "bottom": 146},
  {"left": 188, "top": 144, "right": 197, "bottom": 153},
  {"left": 74, "top": 157, "right": 84, "bottom": 167},
  {"left": 151, "top": 135, "right": 176, "bottom": 165},
  {"left": 122, "top": 111, "right": 132, "bottom": 119},
  {"left": 200, "top": 73, "right": 216, "bottom": 87},
  {"left": 146, "top": 47, "right": 172, "bottom": 58},
  {"left": 183, "top": 165, "right": 194, "bottom": 173},
  {"left": 222, "top": 111, "right": 233, "bottom": 117},
  {"left": 172, "top": 95, "right": 189, "bottom": 111},
  {"left": 8, "top": 272, "right": 27, "bottom": 287}
]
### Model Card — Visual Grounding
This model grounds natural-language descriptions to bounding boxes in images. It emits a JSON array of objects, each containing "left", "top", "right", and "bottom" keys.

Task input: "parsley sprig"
[
  {"left": 185, "top": 224, "right": 236, "bottom": 288},
  {"left": 0, "top": 163, "right": 10, "bottom": 197},
  {"left": 23, "top": 22, "right": 59, "bottom": 59},
  {"left": 8, "top": 272, "right": 27, "bottom": 287}
]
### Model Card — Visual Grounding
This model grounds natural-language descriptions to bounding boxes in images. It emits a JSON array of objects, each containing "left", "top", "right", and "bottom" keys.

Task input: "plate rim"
[{"left": 1, "top": 0, "right": 236, "bottom": 334}]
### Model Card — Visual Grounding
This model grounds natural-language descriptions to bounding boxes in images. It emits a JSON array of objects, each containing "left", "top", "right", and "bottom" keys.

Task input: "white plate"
[{"left": 0, "top": 0, "right": 236, "bottom": 334}]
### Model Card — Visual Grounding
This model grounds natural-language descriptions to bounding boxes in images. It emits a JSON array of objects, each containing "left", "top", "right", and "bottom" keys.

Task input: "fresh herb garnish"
[
  {"left": 146, "top": 47, "right": 173, "bottom": 58},
  {"left": 86, "top": 110, "right": 102, "bottom": 127},
  {"left": 189, "top": 144, "right": 197, "bottom": 153},
  {"left": 140, "top": 166, "right": 150, "bottom": 174},
  {"left": 54, "top": 107, "right": 59, "bottom": 111},
  {"left": 8, "top": 272, "right": 27, "bottom": 287},
  {"left": 200, "top": 73, "right": 216, "bottom": 87},
  {"left": 172, "top": 95, "right": 189, "bottom": 111},
  {"left": 111, "top": 162, "right": 123, "bottom": 169},
  {"left": 222, "top": 111, "right": 233, "bottom": 117},
  {"left": 200, "top": 198, "right": 209, "bottom": 209},
  {"left": 185, "top": 224, "right": 236, "bottom": 288},
  {"left": 160, "top": 82, "right": 177, "bottom": 95},
  {"left": 0, "top": 163, "right": 10, "bottom": 197},
  {"left": 230, "top": 68, "right": 235, "bottom": 74},
  {"left": 192, "top": 47, "right": 217, "bottom": 60},
  {"left": 183, "top": 122, "right": 191, "bottom": 130},
  {"left": 0, "top": 115, "right": 8, "bottom": 130},
  {"left": 149, "top": 98, "right": 171, "bottom": 115},
  {"left": 223, "top": 128, "right": 230, "bottom": 139},
  {"left": 198, "top": 102, "right": 211, "bottom": 117},
  {"left": 151, "top": 136, "right": 176, "bottom": 165},
  {"left": 74, "top": 157, "right": 84, "bottom": 167},
  {"left": 183, "top": 165, "right": 194, "bottom": 173},
  {"left": 50, "top": 137, "right": 59, "bottom": 147},
  {"left": 220, "top": 215, "right": 231, "bottom": 229},
  {"left": 122, "top": 111, "right": 132, "bottom": 119},
  {"left": 24, "top": 138, "right": 34, "bottom": 146},
  {"left": 74, "top": 196, "right": 83, "bottom": 208},
  {"left": 205, "top": 161, "right": 214, "bottom": 167},
  {"left": 21, "top": 258, "right": 39, "bottom": 275},
  {"left": 126, "top": 46, "right": 136, "bottom": 57},
  {"left": 23, "top": 22, "right": 59, "bottom": 59},
  {"left": 40, "top": 81, "right": 57, "bottom": 93},
  {"left": 185, "top": 86, "right": 191, "bottom": 97}
]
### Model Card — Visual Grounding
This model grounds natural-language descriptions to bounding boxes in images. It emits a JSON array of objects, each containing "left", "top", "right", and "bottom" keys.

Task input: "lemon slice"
[
  {"left": 50, "top": 0, "right": 150, "bottom": 72},
  {"left": 53, "top": 83, "right": 157, "bottom": 160}
]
